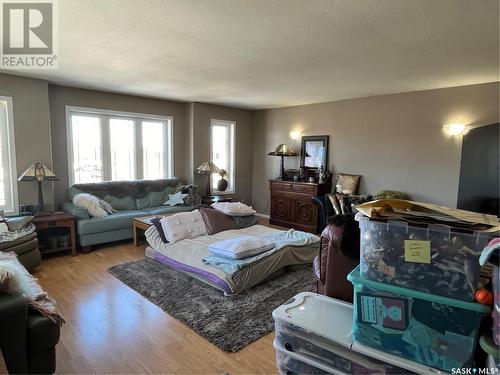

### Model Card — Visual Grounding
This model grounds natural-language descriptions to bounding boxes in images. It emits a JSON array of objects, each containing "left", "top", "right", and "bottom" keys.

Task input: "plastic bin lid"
[
  {"left": 347, "top": 266, "right": 491, "bottom": 313},
  {"left": 272, "top": 292, "right": 354, "bottom": 348}
]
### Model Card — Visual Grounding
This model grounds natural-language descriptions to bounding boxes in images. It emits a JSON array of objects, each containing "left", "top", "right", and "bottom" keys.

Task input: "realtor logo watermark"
[{"left": 1, "top": 0, "right": 57, "bottom": 69}]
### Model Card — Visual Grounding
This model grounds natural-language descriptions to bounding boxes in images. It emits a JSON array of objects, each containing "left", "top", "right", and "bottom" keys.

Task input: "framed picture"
[{"left": 300, "top": 135, "right": 329, "bottom": 170}]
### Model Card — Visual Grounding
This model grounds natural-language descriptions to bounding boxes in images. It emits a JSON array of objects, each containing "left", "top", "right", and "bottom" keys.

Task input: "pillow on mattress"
[
  {"left": 151, "top": 217, "right": 168, "bottom": 243},
  {"left": 198, "top": 207, "right": 237, "bottom": 235},
  {"left": 211, "top": 202, "right": 256, "bottom": 216},
  {"left": 208, "top": 236, "right": 275, "bottom": 260},
  {"left": 160, "top": 210, "right": 207, "bottom": 244}
]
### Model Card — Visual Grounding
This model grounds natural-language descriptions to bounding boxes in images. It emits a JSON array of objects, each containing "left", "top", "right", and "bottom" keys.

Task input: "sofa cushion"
[
  {"left": 143, "top": 205, "right": 194, "bottom": 216},
  {"left": 103, "top": 195, "right": 137, "bottom": 211},
  {"left": 77, "top": 210, "right": 149, "bottom": 234},
  {"left": 136, "top": 189, "right": 169, "bottom": 210}
]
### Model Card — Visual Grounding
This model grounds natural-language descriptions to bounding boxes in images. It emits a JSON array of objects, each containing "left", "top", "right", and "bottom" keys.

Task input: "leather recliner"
[
  {"left": 0, "top": 293, "right": 60, "bottom": 374},
  {"left": 313, "top": 213, "right": 360, "bottom": 303}
]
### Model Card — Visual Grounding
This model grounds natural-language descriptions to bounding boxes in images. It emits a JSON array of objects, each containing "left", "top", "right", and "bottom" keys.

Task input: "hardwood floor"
[{"left": 1, "top": 236, "right": 279, "bottom": 374}]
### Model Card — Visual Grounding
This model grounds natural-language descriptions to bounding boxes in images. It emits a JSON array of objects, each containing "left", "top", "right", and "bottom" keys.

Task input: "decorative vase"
[{"left": 217, "top": 176, "right": 228, "bottom": 192}]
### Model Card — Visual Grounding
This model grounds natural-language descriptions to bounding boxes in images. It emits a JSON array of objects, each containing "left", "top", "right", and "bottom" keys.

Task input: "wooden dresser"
[{"left": 269, "top": 179, "right": 332, "bottom": 233}]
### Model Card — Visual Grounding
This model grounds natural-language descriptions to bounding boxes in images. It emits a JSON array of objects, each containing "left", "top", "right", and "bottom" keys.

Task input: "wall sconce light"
[
  {"left": 289, "top": 130, "right": 302, "bottom": 140},
  {"left": 443, "top": 123, "right": 468, "bottom": 136}
]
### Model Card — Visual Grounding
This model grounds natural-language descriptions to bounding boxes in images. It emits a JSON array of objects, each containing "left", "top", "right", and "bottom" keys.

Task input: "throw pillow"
[
  {"left": 198, "top": 207, "right": 237, "bottom": 235},
  {"left": 151, "top": 217, "right": 168, "bottom": 243},
  {"left": 103, "top": 195, "right": 137, "bottom": 211},
  {"left": 136, "top": 189, "right": 169, "bottom": 210},
  {"left": 0, "top": 252, "right": 64, "bottom": 325},
  {"left": 160, "top": 210, "right": 207, "bottom": 244},
  {"left": 336, "top": 193, "right": 351, "bottom": 215},
  {"left": 335, "top": 173, "right": 361, "bottom": 195},
  {"left": 6, "top": 216, "right": 34, "bottom": 231},
  {"left": 179, "top": 185, "right": 202, "bottom": 206},
  {"left": 327, "top": 193, "right": 342, "bottom": 215},
  {"left": 73, "top": 193, "right": 108, "bottom": 218},
  {"left": 211, "top": 202, "right": 256, "bottom": 216},
  {"left": 164, "top": 191, "right": 188, "bottom": 206},
  {"left": 233, "top": 215, "right": 258, "bottom": 229}
]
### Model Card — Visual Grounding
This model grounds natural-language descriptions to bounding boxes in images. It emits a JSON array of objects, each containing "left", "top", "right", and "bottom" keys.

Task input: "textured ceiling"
[{"left": 4, "top": 0, "right": 499, "bottom": 109}]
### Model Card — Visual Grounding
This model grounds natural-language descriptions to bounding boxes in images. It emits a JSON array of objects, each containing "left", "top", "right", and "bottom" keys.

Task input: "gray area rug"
[{"left": 108, "top": 258, "right": 315, "bottom": 352}]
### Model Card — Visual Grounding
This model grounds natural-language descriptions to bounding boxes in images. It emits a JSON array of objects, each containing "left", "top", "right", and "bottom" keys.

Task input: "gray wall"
[
  {"left": 0, "top": 74, "right": 54, "bottom": 211},
  {"left": 190, "top": 103, "right": 254, "bottom": 203},
  {"left": 49, "top": 85, "right": 190, "bottom": 207},
  {"left": 252, "top": 82, "right": 500, "bottom": 213}
]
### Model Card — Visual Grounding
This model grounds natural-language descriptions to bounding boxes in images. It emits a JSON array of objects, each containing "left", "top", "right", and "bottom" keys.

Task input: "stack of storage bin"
[
  {"left": 347, "top": 216, "right": 492, "bottom": 372},
  {"left": 272, "top": 292, "right": 445, "bottom": 374},
  {"left": 479, "top": 239, "right": 500, "bottom": 370}
]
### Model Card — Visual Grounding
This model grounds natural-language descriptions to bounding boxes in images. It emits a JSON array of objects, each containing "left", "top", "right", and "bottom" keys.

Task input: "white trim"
[
  {"left": 210, "top": 118, "right": 236, "bottom": 195},
  {"left": 0, "top": 96, "right": 18, "bottom": 215},
  {"left": 65, "top": 106, "right": 173, "bottom": 122},
  {"left": 65, "top": 106, "right": 174, "bottom": 185}
]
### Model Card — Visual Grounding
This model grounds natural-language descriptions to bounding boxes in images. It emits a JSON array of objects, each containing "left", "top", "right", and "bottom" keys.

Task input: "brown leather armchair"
[{"left": 313, "top": 213, "right": 360, "bottom": 303}]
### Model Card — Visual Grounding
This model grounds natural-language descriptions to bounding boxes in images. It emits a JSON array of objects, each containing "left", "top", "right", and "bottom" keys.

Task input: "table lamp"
[
  {"left": 267, "top": 144, "right": 297, "bottom": 180},
  {"left": 196, "top": 161, "right": 221, "bottom": 196},
  {"left": 18, "top": 162, "right": 59, "bottom": 214}
]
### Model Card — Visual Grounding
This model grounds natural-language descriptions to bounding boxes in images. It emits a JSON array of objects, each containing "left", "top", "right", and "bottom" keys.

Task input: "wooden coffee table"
[{"left": 133, "top": 213, "right": 177, "bottom": 247}]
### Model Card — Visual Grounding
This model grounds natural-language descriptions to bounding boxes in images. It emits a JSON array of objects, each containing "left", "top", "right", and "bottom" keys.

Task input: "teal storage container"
[
  {"left": 358, "top": 217, "right": 489, "bottom": 301},
  {"left": 347, "top": 266, "right": 491, "bottom": 372}
]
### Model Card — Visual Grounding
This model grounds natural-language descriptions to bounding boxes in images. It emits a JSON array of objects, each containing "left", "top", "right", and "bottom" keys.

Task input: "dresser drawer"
[
  {"left": 291, "top": 184, "right": 316, "bottom": 194},
  {"left": 270, "top": 181, "right": 292, "bottom": 191}
]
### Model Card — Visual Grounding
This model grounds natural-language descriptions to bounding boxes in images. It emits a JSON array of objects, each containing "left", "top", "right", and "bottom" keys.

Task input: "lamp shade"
[
  {"left": 18, "top": 162, "right": 59, "bottom": 182},
  {"left": 267, "top": 144, "right": 297, "bottom": 157},
  {"left": 196, "top": 161, "right": 221, "bottom": 175}
]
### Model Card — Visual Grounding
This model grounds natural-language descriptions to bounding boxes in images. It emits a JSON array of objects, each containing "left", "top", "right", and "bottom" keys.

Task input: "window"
[
  {"left": 0, "top": 97, "right": 18, "bottom": 215},
  {"left": 211, "top": 119, "right": 235, "bottom": 194},
  {"left": 66, "top": 107, "right": 172, "bottom": 184}
]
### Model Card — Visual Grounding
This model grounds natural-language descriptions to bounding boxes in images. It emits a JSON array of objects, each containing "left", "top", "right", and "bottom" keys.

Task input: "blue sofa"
[{"left": 62, "top": 178, "right": 200, "bottom": 250}]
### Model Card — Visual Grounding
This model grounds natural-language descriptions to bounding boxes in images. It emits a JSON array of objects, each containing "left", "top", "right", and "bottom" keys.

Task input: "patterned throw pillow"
[
  {"left": 335, "top": 173, "right": 361, "bottom": 195},
  {"left": 179, "top": 185, "right": 202, "bottom": 207}
]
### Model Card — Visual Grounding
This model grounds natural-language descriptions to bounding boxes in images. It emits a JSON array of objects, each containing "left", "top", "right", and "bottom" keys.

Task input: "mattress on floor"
[{"left": 145, "top": 224, "right": 319, "bottom": 295}]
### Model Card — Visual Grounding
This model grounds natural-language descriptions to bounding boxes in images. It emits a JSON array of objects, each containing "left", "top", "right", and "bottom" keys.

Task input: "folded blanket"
[
  {"left": 208, "top": 236, "right": 275, "bottom": 259},
  {"left": 202, "top": 229, "right": 320, "bottom": 277}
]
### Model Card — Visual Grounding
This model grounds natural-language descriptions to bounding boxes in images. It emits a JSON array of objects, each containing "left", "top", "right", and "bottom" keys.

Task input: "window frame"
[
  {"left": 210, "top": 119, "right": 236, "bottom": 195},
  {"left": 65, "top": 106, "right": 173, "bottom": 185},
  {"left": 0, "top": 96, "right": 18, "bottom": 215}
]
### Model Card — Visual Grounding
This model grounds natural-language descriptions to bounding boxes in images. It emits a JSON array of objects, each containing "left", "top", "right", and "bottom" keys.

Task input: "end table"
[{"left": 33, "top": 212, "right": 77, "bottom": 256}]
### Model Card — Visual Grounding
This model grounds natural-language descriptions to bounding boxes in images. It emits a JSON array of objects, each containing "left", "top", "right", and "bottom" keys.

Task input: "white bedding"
[{"left": 145, "top": 224, "right": 319, "bottom": 294}]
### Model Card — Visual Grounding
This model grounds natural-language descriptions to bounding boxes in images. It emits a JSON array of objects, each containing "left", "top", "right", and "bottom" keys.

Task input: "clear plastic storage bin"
[
  {"left": 348, "top": 266, "right": 491, "bottom": 372},
  {"left": 273, "top": 292, "right": 444, "bottom": 374},
  {"left": 359, "top": 217, "right": 489, "bottom": 301},
  {"left": 274, "top": 340, "right": 341, "bottom": 375}
]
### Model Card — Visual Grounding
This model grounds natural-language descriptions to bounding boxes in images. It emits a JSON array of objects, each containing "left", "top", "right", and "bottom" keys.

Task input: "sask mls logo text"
[{"left": 1, "top": 0, "right": 57, "bottom": 69}]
